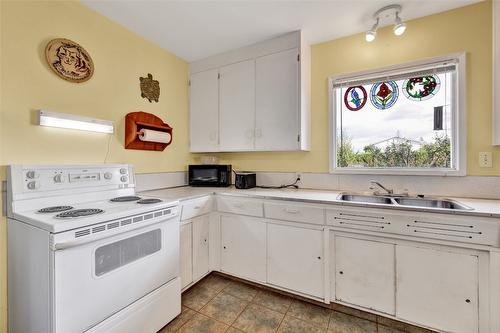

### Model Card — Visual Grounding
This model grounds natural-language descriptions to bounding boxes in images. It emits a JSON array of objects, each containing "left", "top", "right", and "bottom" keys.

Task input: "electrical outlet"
[{"left": 479, "top": 152, "right": 492, "bottom": 168}]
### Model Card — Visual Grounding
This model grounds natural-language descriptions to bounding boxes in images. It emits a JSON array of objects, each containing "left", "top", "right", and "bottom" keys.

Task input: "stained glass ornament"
[
  {"left": 369, "top": 81, "right": 399, "bottom": 110},
  {"left": 403, "top": 75, "right": 441, "bottom": 101},
  {"left": 343, "top": 86, "right": 367, "bottom": 111}
]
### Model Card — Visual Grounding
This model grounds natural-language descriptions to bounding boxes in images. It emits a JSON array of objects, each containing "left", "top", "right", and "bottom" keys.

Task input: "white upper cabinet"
[
  {"left": 219, "top": 60, "right": 256, "bottom": 151},
  {"left": 189, "top": 30, "right": 310, "bottom": 152},
  {"left": 189, "top": 69, "right": 219, "bottom": 152},
  {"left": 255, "top": 48, "right": 300, "bottom": 150}
]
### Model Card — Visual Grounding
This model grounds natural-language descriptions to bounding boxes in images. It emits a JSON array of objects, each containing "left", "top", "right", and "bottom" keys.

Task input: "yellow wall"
[
  {"left": 211, "top": 1, "right": 496, "bottom": 175},
  {"left": 0, "top": 1, "right": 190, "bottom": 331}
]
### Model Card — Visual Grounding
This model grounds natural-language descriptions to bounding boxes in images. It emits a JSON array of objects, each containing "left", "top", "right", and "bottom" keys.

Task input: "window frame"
[{"left": 329, "top": 52, "right": 467, "bottom": 176}]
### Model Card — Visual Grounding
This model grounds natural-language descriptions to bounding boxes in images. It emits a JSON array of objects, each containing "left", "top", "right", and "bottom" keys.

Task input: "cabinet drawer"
[
  {"left": 217, "top": 196, "right": 264, "bottom": 217},
  {"left": 181, "top": 196, "right": 213, "bottom": 221},
  {"left": 265, "top": 202, "right": 325, "bottom": 225}
]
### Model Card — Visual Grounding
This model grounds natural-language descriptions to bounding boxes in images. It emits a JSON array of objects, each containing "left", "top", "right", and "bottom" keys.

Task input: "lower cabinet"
[
  {"left": 221, "top": 215, "right": 267, "bottom": 282},
  {"left": 334, "top": 236, "right": 396, "bottom": 315},
  {"left": 396, "top": 245, "right": 479, "bottom": 333},
  {"left": 267, "top": 223, "right": 324, "bottom": 297},
  {"left": 180, "top": 223, "right": 193, "bottom": 289},
  {"left": 192, "top": 215, "right": 210, "bottom": 281}
]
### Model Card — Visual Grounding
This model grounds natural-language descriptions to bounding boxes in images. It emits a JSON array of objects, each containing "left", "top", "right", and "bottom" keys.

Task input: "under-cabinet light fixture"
[
  {"left": 365, "top": 4, "right": 406, "bottom": 42},
  {"left": 38, "top": 110, "right": 114, "bottom": 134}
]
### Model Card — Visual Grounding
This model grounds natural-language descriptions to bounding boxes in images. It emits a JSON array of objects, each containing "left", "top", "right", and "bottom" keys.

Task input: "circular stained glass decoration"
[
  {"left": 370, "top": 81, "right": 399, "bottom": 110},
  {"left": 343, "top": 86, "right": 367, "bottom": 111},
  {"left": 403, "top": 75, "right": 441, "bottom": 101}
]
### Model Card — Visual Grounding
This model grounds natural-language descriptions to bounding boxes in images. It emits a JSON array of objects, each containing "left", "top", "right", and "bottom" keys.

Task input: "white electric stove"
[{"left": 6, "top": 164, "right": 181, "bottom": 333}]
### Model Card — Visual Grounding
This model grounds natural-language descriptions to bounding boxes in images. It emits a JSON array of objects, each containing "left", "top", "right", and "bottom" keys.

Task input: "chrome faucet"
[{"left": 369, "top": 180, "right": 393, "bottom": 196}]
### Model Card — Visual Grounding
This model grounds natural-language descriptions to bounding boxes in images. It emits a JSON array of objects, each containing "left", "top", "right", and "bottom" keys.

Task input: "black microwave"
[{"left": 188, "top": 165, "right": 232, "bottom": 187}]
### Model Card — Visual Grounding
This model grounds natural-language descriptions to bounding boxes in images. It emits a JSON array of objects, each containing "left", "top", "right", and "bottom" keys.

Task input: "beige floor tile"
[
  {"left": 177, "top": 313, "right": 228, "bottom": 333},
  {"left": 330, "top": 303, "right": 377, "bottom": 322},
  {"left": 328, "top": 311, "right": 376, "bottom": 333},
  {"left": 182, "top": 284, "right": 219, "bottom": 311},
  {"left": 287, "top": 300, "right": 331, "bottom": 329},
  {"left": 233, "top": 303, "right": 284, "bottom": 333},
  {"left": 223, "top": 280, "right": 259, "bottom": 301},
  {"left": 198, "top": 274, "right": 231, "bottom": 293},
  {"left": 377, "top": 325, "right": 406, "bottom": 333},
  {"left": 377, "top": 317, "right": 436, "bottom": 333},
  {"left": 277, "top": 315, "right": 327, "bottom": 333},
  {"left": 253, "top": 290, "right": 293, "bottom": 314},
  {"left": 200, "top": 292, "right": 249, "bottom": 325},
  {"left": 159, "top": 306, "right": 196, "bottom": 332}
]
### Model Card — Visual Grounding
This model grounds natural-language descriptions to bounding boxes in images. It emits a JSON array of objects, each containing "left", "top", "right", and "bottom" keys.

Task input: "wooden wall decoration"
[
  {"left": 140, "top": 73, "right": 160, "bottom": 102},
  {"left": 45, "top": 38, "right": 94, "bottom": 83},
  {"left": 125, "top": 112, "right": 172, "bottom": 151}
]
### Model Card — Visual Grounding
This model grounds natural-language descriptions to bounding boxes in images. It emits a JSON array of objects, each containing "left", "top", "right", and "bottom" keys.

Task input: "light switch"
[{"left": 479, "top": 152, "right": 492, "bottom": 168}]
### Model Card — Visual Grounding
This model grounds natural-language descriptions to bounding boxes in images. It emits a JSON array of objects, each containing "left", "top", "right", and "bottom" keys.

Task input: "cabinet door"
[
  {"left": 180, "top": 223, "right": 193, "bottom": 289},
  {"left": 335, "top": 236, "right": 395, "bottom": 314},
  {"left": 255, "top": 48, "right": 299, "bottom": 151},
  {"left": 396, "top": 245, "right": 478, "bottom": 333},
  {"left": 221, "top": 215, "right": 266, "bottom": 282},
  {"left": 267, "top": 223, "right": 323, "bottom": 297},
  {"left": 219, "top": 60, "right": 255, "bottom": 151},
  {"left": 189, "top": 69, "right": 219, "bottom": 152},
  {"left": 192, "top": 215, "right": 209, "bottom": 281}
]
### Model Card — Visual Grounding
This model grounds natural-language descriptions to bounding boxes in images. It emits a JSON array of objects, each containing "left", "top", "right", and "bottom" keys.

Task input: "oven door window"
[
  {"left": 192, "top": 168, "right": 218, "bottom": 182},
  {"left": 95, "top": 229, "right": 161, "bottom": 276}
]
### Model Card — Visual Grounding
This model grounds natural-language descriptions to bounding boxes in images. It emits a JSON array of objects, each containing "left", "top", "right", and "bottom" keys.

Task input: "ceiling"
[{"left": 82, "top": 0, "right": 483, "bottom": 62}]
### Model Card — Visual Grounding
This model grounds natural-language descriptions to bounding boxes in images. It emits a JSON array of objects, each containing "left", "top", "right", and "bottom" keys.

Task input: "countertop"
[{"left": 140, "top": 186, "right": 500, "bottom": 218}]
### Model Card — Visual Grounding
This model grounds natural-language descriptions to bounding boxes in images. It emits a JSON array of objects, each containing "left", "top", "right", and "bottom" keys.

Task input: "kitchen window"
[{"left": 329, "top": 53, "right": 466, "bottom": 175}]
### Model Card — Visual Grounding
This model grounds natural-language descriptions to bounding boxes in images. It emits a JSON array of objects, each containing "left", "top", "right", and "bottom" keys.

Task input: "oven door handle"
[{"left": 51, "top": 217, "right": 174, "bottom": 250}]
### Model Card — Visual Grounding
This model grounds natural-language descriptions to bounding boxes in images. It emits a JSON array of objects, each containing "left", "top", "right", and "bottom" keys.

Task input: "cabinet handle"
[
  {"left": 284, "top": 208, "right": 299, "bottom": 214},
  {"left": 193, "top": 206, "right": 201, "bottom": 210},
  {"left": 204, "top": 239, "right": 207, "bottom": 243},
  {"left": 317, "top": 256, "right": 321, "bottom": 260},
  {"left": 339, "top": 271, "right": 344, "bottom": 275},
  {"left": 465, "top": 299, "right": 471, "bottom": 303},
  {"left": 233, "top": 203, "right": 244, "bottom": 208},
  {"left": 223, "top": 246, "right": 227, "bottom": 249}
]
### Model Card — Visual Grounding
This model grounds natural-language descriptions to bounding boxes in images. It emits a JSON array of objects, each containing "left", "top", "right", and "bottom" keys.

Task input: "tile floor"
[{"left": 159, "top": 273, "right": 436, "bottom": 333}]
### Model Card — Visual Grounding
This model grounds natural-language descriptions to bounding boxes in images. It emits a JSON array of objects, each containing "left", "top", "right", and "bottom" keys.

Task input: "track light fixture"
[{"left": 365, "top": 4, "right": 406, "bottom": 42}]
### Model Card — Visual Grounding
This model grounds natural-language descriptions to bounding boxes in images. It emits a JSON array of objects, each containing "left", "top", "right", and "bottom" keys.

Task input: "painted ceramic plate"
[
  {"left": 45, "top": 38, "right": 94, "bottom": 83},
  {"left": 344, "top": 86, "right": 367, "bottom": 111},
  {"left": 369, "top": 81, "right": 399, "bottom": 110},
  {"left": 403, "top": 75, "right": 441, "bottom": 101}
]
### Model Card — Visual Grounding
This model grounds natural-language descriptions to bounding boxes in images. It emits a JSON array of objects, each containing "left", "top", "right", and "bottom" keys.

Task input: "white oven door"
[{"left": 53, "top": 218, "right": 179, "bottom": 333}]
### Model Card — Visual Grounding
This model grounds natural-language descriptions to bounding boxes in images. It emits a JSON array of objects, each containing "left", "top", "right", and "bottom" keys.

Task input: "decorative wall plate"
[
  {"left": 45, "top": 38, "right": 94, "bottom": 83},
  {"left": 344, "top": 86, "right": 367, "bottom": 111},
  {"left": 403, "top": 75, "right": 440, "bottom": 101},
  {"left": 370, "top": 81, "right": 399, "bottom": 110},
  {"left": 140, "top": 73, "right": 160, "bottom": 103}
]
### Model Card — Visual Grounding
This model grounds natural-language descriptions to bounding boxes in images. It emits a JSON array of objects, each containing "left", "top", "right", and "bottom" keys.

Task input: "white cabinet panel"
[
  {"left": 180, "top": 223, "right": 193, "bottom": 289},
  {"left": 219, "top": 60, "right": 256, "bottom": 151},
  {"left": 255, "top": 48, "right": 299, "bottom": 150},
  {"left": 192, "top": 216, "right": 210, "bottom": 281},
  {"left": 217, "top": 196, "right": 264, "bottom": 217},
  {"left": 181, "top": 196, "right": 213, "bottom": 221},
  {"left": 267, "top": 223, "right": 323, "bottom": 297},
  {"left": 334, "top": 236, "right": 395, "bottom": 315},
  {"left": 221, "top": 215, "right": 266, "bottom": 282},
  {"left": 396, "top": 245, "right": 479, "bottom": 333},
  {"left": 189, "top": 69, "right": 219, "bottom": 152}
]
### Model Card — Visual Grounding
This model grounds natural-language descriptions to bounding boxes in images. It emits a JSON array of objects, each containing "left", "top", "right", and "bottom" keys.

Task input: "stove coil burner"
[
  {"left": 55, "top": 208, "right": 104, "bottom": 219},
  {"left": 137, "top": 198, "right": 162, "bottom": 204},
  {"left": 110, "top": 196, "right": 142, "bottom": 202},
  {"left": 38, "top": 206, "right": 74, "bottom": 213}
]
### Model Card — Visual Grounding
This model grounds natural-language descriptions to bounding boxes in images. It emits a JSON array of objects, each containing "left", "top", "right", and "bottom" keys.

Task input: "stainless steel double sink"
[{"left": 338, "top": 193, "right": 473, "bottom": 211}]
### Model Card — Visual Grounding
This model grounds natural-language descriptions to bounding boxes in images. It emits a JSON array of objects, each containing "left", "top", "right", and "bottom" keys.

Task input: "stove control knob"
[
  {"left": 26, "top": 171, "right": 39, "bottom": 179},
  {"left": 120, "top": 168, "right": 128, "bottom": 175},
  {"left": 104, "top": 172, "right": 113, "bottom": 180},
  {"left": 27, "top": 181, "right": 39, "bottom": 190},
  {"left": 120, "top": 176, "right": 128, "bottom": 182},
  {"left": 53, "top": 174, "right": 65, "bottom": 183}
]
